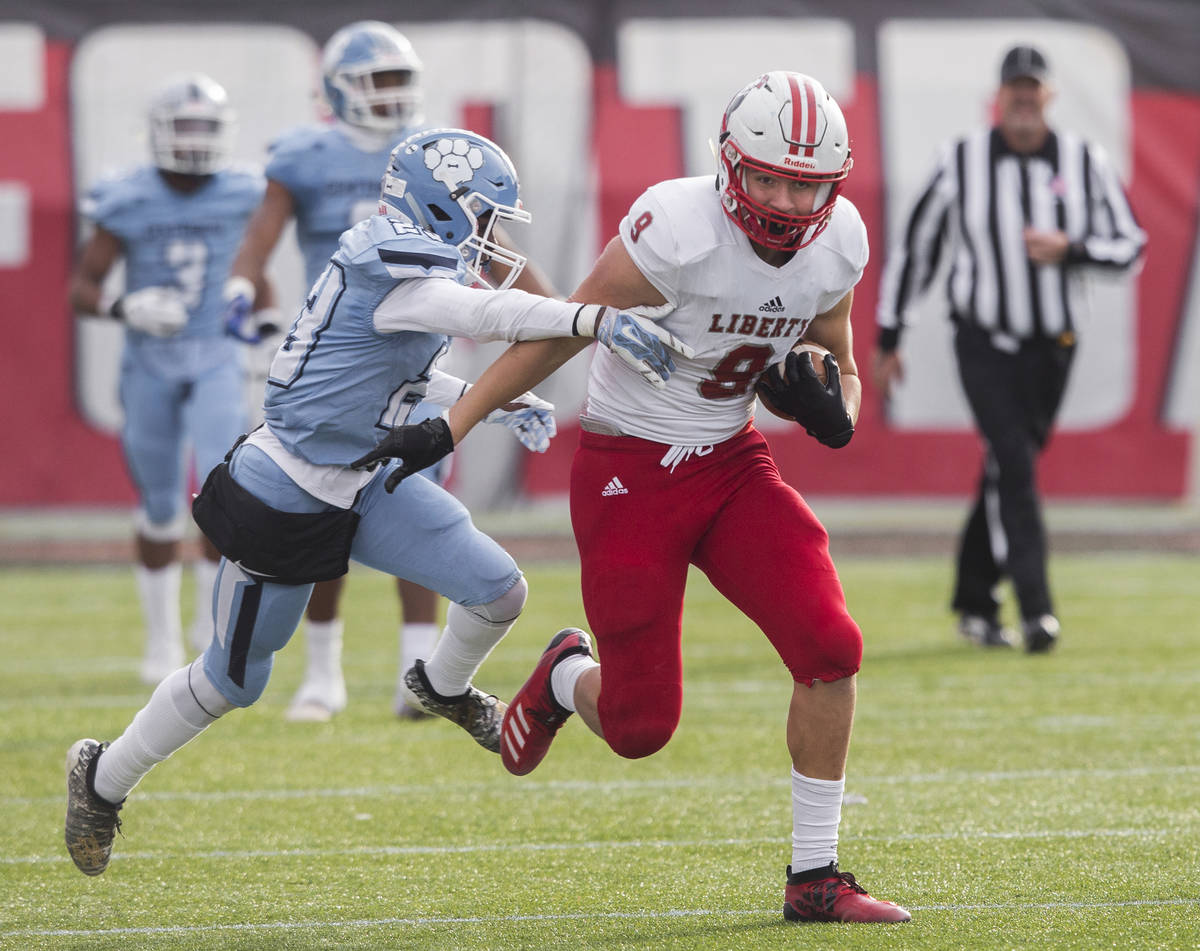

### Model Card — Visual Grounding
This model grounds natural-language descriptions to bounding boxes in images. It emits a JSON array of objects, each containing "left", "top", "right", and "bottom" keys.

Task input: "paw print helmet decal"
[{"left": 381, "top": 128, "right": 532, "bottom": 289}]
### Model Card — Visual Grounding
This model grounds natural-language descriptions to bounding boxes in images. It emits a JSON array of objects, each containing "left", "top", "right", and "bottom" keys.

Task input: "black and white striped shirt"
[{"left": 877, "top": 127, "right": 1146, "bottom": 349}]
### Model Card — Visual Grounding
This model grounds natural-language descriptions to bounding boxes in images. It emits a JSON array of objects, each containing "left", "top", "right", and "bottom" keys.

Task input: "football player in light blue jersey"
[
  {"left": 64, "top": 129, "right": 691, "bottom": 876},
  {"left": 225, "top": 21, "right": 559, "bottom": 724},
  {"left": 69, "top": 73, "right": 268, "bottom": 685}
]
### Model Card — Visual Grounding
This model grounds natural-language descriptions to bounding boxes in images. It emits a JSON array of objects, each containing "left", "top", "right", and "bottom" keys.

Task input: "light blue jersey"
[
  {"left": 209, "top": 221, "right": 528, "bottom": 709},
  {"left": 266, "top": 124, "right": 414, "bottom": 287},
  {"left": 263, "top": 214, "right": 463, "bottom": 466},
  {"left": 80, "top": 164, "right": 262, "bottom": 527},
  {"left": 82, "top": 165, "right": 264, "bottom": 341}
]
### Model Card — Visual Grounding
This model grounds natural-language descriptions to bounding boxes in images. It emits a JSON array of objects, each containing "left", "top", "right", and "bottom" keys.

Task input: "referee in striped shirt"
[{"left": 873, "top": 45, "right": 1146, "bottom": 653}]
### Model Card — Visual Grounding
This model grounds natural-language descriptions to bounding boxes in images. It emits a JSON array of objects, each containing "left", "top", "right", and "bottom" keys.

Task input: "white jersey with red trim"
[{"left": 584, "top": 175, "right": 868, "bottom": 445}]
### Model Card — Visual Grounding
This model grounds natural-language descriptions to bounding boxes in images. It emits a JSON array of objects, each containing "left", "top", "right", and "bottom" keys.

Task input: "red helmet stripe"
[
  {"left": 786, "top": 74, "right": 803, "bottom": 155},
  {"left": 802, "top": 78, "right": 817, "bottom": 157},
  {"left": 785, "top": 73, "right": 819, "bottom": 157}
]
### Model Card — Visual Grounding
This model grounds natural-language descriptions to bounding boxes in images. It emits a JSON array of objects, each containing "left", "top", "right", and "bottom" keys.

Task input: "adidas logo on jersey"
[
  {"left": 601, "top": 477, "right": 629, "bottom": 497},
  {"left": 759, "top": 296, "right": 785, "bottom": 313}
]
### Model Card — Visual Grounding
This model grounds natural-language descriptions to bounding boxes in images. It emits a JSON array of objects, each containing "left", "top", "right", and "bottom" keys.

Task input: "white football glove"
[
  {"left": 572, "top": 304, "right": 695, "bottom": 390},
  {"left": 115, "top": 285, "right": 188, "bottom": 337},
  {"left": 484, "top": 391, "right": 557, "bottom": 453},
  {"left": 223, "top": 276, "right": 278, "bottom": 344}
]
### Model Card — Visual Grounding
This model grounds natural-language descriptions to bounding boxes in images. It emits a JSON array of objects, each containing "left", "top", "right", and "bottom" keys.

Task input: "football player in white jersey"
[
  {"left": 64, "top": 128, "right": 689, "bottom": 877},
  {"left": 361, "top": 72, "right": 911, "bottom": 924},
  {"left": 69, "top": 74, "right": 268, "bottom": 685},
  {"left": 225, "top": 20, "right": 559, "bottom": 724}
]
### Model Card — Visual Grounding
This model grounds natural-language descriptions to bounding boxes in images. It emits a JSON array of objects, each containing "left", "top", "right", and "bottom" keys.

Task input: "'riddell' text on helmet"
[
  {"left": 380, "top": 129, "right": 532, "bottom": 290},
  {"left": 717, "top": 71, "right": 852, "bottom": 251},
  {"left": 323, "top": 21, "right": 424, "bottom": 132},
  {"left": 148, "top": 73, "right": 235, "bottom": 176}
]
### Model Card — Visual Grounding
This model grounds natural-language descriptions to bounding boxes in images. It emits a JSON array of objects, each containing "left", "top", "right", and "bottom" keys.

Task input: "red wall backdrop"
[
  {"left": 2, "top": 10, "right": 1198, "bottom": 505},
  {"left": 0, "top": 41, "right": 135, "bottom": 504}
]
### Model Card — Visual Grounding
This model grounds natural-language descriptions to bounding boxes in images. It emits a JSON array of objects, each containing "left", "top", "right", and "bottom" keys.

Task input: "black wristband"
[
  {"left": 108, "top": 298, "right": 125, "bottom": 321},
  {"left": 1064, "top": 242, "right": 1088, "bottom": 265},
  {"left": 877, "top": 326, "right": 901, "bottom": 352}
]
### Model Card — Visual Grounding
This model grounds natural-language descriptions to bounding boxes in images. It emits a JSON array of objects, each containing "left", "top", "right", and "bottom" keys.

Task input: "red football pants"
[{"left": 570, "top": 424, "right": 862, "bottom": 760}]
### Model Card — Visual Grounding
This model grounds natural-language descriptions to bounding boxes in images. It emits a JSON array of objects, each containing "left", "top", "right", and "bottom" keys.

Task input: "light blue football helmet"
[
  {"left": 381, "top": 128, "right": 532, "bottom": 289},
  {"left": 322, "top": 21, "right": 424, "bottom": 131}
]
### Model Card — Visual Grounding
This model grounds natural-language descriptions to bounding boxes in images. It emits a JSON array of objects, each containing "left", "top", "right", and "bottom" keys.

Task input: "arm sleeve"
[
  {"left": 875, "top": 144, "right": 957, "bottom": 350},
  {"left": 425, "top": 368, "right": 470, "bottom": 406},
  {"left": 1066, "top": 143, "right": 1147, "bottom": 269},
  {"left": 372, "top": 277, "right": 582, "bottom": 341}
]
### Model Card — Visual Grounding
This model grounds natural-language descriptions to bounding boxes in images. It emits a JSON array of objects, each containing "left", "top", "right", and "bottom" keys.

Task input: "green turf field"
[{"left": 1, "top": 553, "right": 1197, "bottom": 950}]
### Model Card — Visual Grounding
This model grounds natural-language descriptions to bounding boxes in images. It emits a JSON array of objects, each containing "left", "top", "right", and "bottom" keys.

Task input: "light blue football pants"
[
  {"left": 201, "top": 443, "right": 521, "bottom": 706},
  {"left": 119, "top": 341, "right": 247, "bottom": 531}
]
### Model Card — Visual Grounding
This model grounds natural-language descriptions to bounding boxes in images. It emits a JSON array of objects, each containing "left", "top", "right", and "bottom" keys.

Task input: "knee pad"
[
  {"left": 442, "top": 575, "right": 528, "bottom": 656},
  {"left": 465, "top": 575, "right": 528, "bottom": 625},
  {"left": 820, "top": 617, "right": 864, "bottom": 681},
  {"left": 183, "top": 659, "right": 236, "bottom": 719},
  {"left": 134, "top": 507, "right": 186, "bottom": 543},
  {"left": 787, "top": 611, "right": 862, "bottom": 686},
  {"left": 599, "top": 681, "right": 681, "bottom": 759}
]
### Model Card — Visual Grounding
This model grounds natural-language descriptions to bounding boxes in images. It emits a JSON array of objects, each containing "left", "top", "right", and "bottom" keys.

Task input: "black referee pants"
[{"left": 951, "top": 323, "right": 1076, "bottom": 623}]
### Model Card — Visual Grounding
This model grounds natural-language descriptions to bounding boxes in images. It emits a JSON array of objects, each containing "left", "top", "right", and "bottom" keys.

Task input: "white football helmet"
[
  {"left": 148, "top": 73, "right": 235, "bottom": 176},
  {"left": 716, "top": 71, "right": 852, "bottom": 251},
  {"left": 322, "top": 21, "right": 424, "bottom": 132}
]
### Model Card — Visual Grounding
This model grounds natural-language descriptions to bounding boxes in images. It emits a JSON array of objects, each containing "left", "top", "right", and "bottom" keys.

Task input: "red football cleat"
[
  {"left": 783, "top": 864, "right": 911, "bottom": 923},
  {"left": 501, "top": 628, "right": 592, "bottom": 776}
]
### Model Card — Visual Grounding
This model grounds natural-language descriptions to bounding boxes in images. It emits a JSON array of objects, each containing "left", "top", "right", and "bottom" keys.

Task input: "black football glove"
[
  {"left": 349, "top": 417, "right": 454, "bottom": 492},
  {"left": 756, "top": 350, "right": 855, "bottom": 448}
]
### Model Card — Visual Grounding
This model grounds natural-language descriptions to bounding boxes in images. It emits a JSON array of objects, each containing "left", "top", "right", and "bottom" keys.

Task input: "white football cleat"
[{"left": 285, "top": 674, "right": 347, "bottom": 723}]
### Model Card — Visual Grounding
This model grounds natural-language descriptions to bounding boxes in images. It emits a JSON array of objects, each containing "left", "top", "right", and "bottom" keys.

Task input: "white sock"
[
  {"left": 302, "top": 618, "right": 344, "bottom": 685},
  {"left": 400, "top": 622, "right": 439, "bottom": 675},
  {"left": 134, "top": 562, "right": 183, "bottom": 657},
  {"left": 550, "top": 653, "right": 598, "bottom": 713},
  {"left": 94, "top": 660, "right": 234, "bottom": 803},
  {"left": 424, "top": 601, "right": 511, "bottom": 697},
  {"left": 791, "top": 768, "right": 844, "bottom": 873},
  {"left": 190, "top": 558, "right": 220, "bottom": 648}
]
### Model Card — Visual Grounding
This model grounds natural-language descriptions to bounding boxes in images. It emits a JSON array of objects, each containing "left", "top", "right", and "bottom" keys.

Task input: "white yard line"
[
  {"left": 5, "top": 825, "right": 1188, "bottom": 867},
  {"left": 10, "top": 762, "right": 1199, "bottom": 808},
  {"left": 8, "top": 899, "right": 1200, "bottom": 940}
]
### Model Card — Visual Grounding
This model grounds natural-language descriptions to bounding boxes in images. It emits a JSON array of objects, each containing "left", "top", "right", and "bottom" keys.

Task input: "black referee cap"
[{"left": 1000, "top": 45, "right": 1049, "bottom": 84}]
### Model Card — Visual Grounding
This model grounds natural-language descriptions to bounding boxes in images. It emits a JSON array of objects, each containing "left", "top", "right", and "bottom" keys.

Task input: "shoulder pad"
[
  {"left": 80, "top": 165, "right": 152, "bottom": 225},
  {"left": 339, "top": 215, "right": 465, "bottom": 282},
  {"left": 268, "top": 124, "right": 331, "bottom": 157}
]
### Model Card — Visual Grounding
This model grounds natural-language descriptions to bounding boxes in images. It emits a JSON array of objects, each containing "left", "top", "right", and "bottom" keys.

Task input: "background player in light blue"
[
  {"left": 224, "top": 20, "right": 557, "bottom": 722},
  {"left": 69, "top": 73, "right": 269, "bottom": 685},
  {"left": 65, "top": 128, "right": 689, "bottom": 876}
]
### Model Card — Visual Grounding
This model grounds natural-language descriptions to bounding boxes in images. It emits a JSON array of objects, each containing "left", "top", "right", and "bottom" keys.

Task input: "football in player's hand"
[{"left": 756, "top": 342, "right": 831, "bottom": 420}]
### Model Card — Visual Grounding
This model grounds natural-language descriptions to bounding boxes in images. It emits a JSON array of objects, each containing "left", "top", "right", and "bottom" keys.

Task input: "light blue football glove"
[
  {"left": 484, "top": 391, "right": 557, "bottom": 453},
  {"left": 573, "top": 304, "right": 695, "bottom": 389}
]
